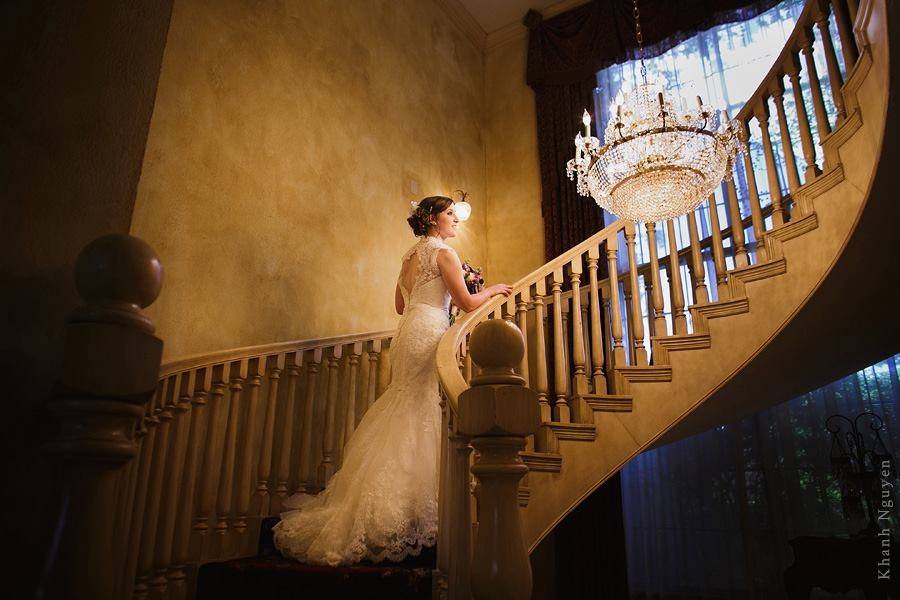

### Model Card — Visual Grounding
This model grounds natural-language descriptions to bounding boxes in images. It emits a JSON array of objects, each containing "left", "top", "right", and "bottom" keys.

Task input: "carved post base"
[{"left": 469, "top": 437, "right": 532, "bottom": 599}]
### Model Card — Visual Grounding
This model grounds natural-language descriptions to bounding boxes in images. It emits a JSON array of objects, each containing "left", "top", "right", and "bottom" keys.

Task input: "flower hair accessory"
[{"left": 409, "top": 200, "right": 419, "bottom": 215}]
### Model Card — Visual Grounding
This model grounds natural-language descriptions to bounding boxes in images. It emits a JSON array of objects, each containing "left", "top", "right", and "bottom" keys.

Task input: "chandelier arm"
[{"left": 591, "top": 126, "right": 720, "bottom": 158}]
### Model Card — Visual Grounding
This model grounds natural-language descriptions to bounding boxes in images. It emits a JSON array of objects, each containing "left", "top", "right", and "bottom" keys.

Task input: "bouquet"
[
  {"left": 462, "top": 261, "right": 484, "bottom": 294},
  {"left": 450, "top": 261, "right": 484, "bottom": 325}
]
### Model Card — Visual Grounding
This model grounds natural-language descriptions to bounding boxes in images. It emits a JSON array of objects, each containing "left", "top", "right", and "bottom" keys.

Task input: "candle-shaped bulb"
[
  {"left": 575, "top": 131, "right": 584, "bottom": 147},
  {"left": 615, "top": 90, "right": 624, "bottom": 106},
  {"left": 696, "top": 95, "right": 704, "bottom": 109},
  {"left": 658, "top": 91, "right": 664, "bottom": 108},
  {"left": 582, "top": 109, "right": 591, "bottom": 137}
]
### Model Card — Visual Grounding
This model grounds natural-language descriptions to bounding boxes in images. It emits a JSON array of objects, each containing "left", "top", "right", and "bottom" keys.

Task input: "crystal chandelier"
[{"left": 565, "top": 0, "right": 746, "bottom": 223}]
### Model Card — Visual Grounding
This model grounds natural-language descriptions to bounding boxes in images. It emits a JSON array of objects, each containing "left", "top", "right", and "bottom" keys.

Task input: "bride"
[{"left": 272, "top": 195, "right": 512, "bottom": 566}]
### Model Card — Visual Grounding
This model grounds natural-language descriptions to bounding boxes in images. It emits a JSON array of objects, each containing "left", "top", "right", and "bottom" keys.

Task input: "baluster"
[
  {"left": 624, "top": 223, "right": 649, "bottom": 364},
  {"left": 785, "top": 52, "right": 822, "bottom": 181},
  {"left": 724, "top": 164, "right": 750, "bottom": 265},
  {"left": 274, "top": 353, "right": 301, "bottom": 507},
  {"left": 532, "top": 279, "right": 551, "bottom": 422},
  {"left": 319, "top": 345, "right": 342, "bottom": 485},
  {"left": 606, "top": 237, "right": 627, "bottom": 365},
  {"left": 754, "top": 100, "right": 786, "bottom": 228},
  {"left": 254, "top": 355, "right": 283, "bottom": 516},
  {"left": 664, "top": 220, "right": 689, "bottom": 335},
  {"left": 707, "top": 196, "right": 730, "bottom": 301},
  {"left": 341, "top": 342, "right": 363, "bottom": 456},
  {"left": 586, "top": 246, "right": 607, "bottom": 393},
  {"left": 515, "top": 291, "right": 531, "bottom": 384},
  {"left": 581, "top": 303, "right": 592, "bottom": 383},
  {"left": 169, "top": 368, "right": 211, "bottom": 596},
  {"left": 769, "top": 76, "right": 803, "bottom": 203},
  {"left": 214, "top": 360, "right": 247, "bottom": 556},
  {"left": 300, "top": 348, "right": 322, "bottom": 491},
  {"left": 813, "top": 0, "right": 847, "bottom": 122},
  {"left": 621, "top": 277, "right": 634, "bottom": 364},
  {"left": 150, "top": 372, "right": 194, "bottom": 594},
  {"left": 550, "top": 268, "right": 570, "bottom": 422},
  {"left": 134, "top": 377, "right": 175, "bottom": 597},
  {"left": 738, "top": 119, "right": 768, "bottom": 261},
  {"left": 123, "top": 394, "right": 159, "bottom": 599},
  {"left": 503, "top": 298, "right": 515, "bottom": 325},
  {"left": 601, "top": 297, "right": 615, "bottom": 381},
  {"left": 644, "top": 223, "right": 667, "bottom": 336},
  {"left": 463, "top": 338, "right": 473, "bottom": 384},
  {"left": 560, "top": 304, "right": 570, "bottom": 398},
  {"left": 799, "top": 26, "right": 833, "bottom": 153},
  {"left": 686, "top": 210, "right": 710, "bottom": 305},
  {"left": 366, "top": 339, "right": 381, "bottom": 410},
  {"left": 234, "top": 358, "right": 264, "bottom": 538},
  {"left": 831, "top": 0, "right": 859, "bottom": 67},
  {"left": 376, "top": 339, "right": 392, "bottom": 397},
  {"left": 568, "top": 255, "right": 589, "bottom": 395}
]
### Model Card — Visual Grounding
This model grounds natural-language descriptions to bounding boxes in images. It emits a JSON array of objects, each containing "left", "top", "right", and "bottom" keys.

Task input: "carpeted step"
[{"left": 197, "top": 518, "right": 436, "bottom": 599}]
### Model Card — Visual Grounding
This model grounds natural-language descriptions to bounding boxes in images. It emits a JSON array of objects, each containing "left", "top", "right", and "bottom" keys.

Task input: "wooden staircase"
[
  {"left": 40, "top": 0, "right": 895, "bottom": 598},
  {"left": 434, "top": 0, "right": 896, "bottom": 592}
]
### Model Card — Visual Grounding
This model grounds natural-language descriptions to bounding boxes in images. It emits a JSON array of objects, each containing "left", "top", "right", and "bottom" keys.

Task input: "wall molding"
[
  {"left": 431, "top": 0, "right": 591, "bottom": 53},
  {"left": 431, "top": 0, "right": 487, "bottom": 50}
]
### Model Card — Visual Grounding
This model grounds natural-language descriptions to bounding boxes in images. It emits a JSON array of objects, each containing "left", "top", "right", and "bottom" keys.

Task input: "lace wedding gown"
[{"left": 272, "top": 235, "right": 454, "bottom": 566}]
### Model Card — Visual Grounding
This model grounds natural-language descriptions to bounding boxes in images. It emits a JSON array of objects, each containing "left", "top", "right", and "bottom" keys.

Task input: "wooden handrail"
[
  {"left": 437, "top": 218, "right": 630, "bottom": 412},
  {"left": 160, "top": 328, "right": 395, "bottom": 378}
]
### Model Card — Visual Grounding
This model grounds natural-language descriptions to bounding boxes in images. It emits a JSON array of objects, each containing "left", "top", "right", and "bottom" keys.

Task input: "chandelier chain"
[{"left": 632, "top": 0, "right": 647, "bottom": 81}]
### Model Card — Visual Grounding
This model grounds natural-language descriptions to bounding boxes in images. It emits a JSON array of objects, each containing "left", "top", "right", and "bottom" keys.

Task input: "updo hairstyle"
[{"left": 407, "top": 195, "right": 453, "bottom": 236}]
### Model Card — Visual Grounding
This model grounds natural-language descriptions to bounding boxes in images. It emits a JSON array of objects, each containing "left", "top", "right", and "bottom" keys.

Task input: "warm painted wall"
[
  {"left": 483, "top": 35, "right": 545, "bottom": 285},
  {"left": 132, "top": 0, "right": 488, "bottom": 361}
]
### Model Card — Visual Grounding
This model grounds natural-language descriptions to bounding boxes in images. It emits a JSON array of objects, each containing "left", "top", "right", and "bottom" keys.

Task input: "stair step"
[
  {"left": 652, "top": 333, "right": 711, "bottom": 351},
  {"left": 615, "top": 364, "right": 673, "bottom": 383},
  {"left": 197, "top": 516, "right": 435, "bottom": 599},
  {"left": 520, "top": 450, "right": 563, "bottom": 472},
  {"left": 545, "top": 420, "right": 597, "bottom": 441},
  {"left": 729, "top": 256, "right": 787, "bottom": 284},
  {"left": 692, "top": 296, "right": 749, "bottom": 320},
  {"left": 197, "top": 554, "right": 434, "bottom": 599},
  {"left": 580, "top": 393, "right": 633, "bottom": 412}
]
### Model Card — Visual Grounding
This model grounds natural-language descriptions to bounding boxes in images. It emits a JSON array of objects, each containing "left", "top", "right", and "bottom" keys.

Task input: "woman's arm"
[
  {"left": 395, "top": 282, "right": 405, "bottom": 315},
  {"left": 437, "top": 249, "right": 511, "bottom": 312}
]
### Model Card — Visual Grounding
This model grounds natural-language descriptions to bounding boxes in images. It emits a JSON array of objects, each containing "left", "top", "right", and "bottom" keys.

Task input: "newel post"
[
  {"left": 458, "top": 319, "right": 540, "bottom": 600},
  {"left": 39, "top": 234, "right": 163, "bottom": 600}
]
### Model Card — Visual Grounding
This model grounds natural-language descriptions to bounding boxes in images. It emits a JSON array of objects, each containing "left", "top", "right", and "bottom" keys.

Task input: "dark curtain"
[
  {"left": 524, "top": 2, "right": 787, "bottom": 597},
  {"left": 526, "top": 0, "right": 782, "bottom": 262}
]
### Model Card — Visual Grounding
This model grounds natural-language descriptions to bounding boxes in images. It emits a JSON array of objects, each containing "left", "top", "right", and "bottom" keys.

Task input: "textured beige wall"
[
  {"left": 132, "top": 0, "right": 488, "bottom": 361},
  {"left": 484, "top": 36, "right": 545, "bottom": 285}
]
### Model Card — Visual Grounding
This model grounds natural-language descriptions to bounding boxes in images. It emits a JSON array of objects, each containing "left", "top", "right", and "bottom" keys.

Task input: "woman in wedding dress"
[{"left": 272, "top": 195, "right": 512, "bottom": 567}]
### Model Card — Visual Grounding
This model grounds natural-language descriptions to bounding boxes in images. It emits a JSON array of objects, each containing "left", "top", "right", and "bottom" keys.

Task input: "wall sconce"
[{"left": 453, "top": 189, "right": 472, "bottom": 221}]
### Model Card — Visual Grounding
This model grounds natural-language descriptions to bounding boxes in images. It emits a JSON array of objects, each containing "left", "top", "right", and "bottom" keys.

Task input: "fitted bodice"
[{"left": 397, "top": 236, "right": 453, "bottom": 312}]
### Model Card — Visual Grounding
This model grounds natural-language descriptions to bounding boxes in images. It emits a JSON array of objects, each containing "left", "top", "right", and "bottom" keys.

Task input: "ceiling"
[{"left": 456, "top": 0, "right": 565, "bottom": 34}]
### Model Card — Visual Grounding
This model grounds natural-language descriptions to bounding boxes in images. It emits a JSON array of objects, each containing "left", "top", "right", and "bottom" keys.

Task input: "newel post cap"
[
  {"left": 458, "top": 319, "right": 540, "bottom": 437},
  {"left": 70, "top": 233, "right": 163, "bottom": 333}
]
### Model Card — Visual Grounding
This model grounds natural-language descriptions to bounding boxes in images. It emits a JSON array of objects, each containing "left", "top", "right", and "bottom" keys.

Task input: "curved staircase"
[
  {"left": 436, "top": 0, "right": 897, "bottom": 593},
  {"left": 46, "top": 0, "right": 896, "bottom": 598}
]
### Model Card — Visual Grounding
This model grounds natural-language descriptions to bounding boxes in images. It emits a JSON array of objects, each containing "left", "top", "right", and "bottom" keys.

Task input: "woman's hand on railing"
[{"left": 486, "top": 283, "right": 513, "bottom": 298}]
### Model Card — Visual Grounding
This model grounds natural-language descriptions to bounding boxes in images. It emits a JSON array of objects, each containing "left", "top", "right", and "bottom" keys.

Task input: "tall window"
[
  {"left": 592, "top": 0, "right": 846, "bottom": 363},
  {"left": 622, "top": 353, "right": 900, "bottom": 597}
]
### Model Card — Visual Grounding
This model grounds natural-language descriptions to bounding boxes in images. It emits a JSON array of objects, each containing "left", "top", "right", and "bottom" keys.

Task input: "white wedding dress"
[{"left": 272, "top": 235, "right": 454, "bottom": 566}]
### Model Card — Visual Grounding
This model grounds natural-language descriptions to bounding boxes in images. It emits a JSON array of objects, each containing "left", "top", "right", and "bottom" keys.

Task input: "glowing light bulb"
[{"left": 455, "top": 200, "right": 472, "bottom": 221}]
